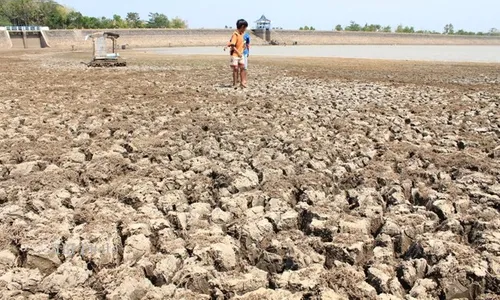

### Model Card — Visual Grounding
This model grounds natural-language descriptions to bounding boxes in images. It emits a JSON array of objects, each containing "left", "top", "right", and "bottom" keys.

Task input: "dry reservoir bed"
[{"left": 0, "top": 50, "right": 499, "bottom": 300}]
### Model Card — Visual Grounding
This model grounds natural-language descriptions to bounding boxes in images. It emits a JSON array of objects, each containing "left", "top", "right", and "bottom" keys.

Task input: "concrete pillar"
[
  {"left": 0, "top": 29, "right": 12, "bottom": 49},
  {"left": 22, "top": 30, "right": 27, "bottom": 48},
  {"left": 40, "top": 30, "right": 51, "bottom": 48},
  {"left": 252, "top": 29, "right": 266, "bottom": 41}
]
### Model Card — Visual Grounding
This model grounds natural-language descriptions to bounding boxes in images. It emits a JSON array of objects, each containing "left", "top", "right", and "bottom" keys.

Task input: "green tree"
[
  {"left": 382, "top": 25, "right": 391, "bottom": 32},
  {"left": 80, "top": 16, "right": 101, "bottom": 28},
  {"left": 0, "top": 14, "right": 10, "bottom": 25},
  {"left": 0, "top": 0, "right": 11, "bottom": 25},
  {"left": 443, "top": 23, "right": 454, "bottom": 34},
  {"left": 66, "top": 10, "right": 82, "bottom": 28},
  {"left": 37, "top": 1, "right": 70, "bottom": 28},
  {"left": 111, "top": 14, "right": 127, "bottom": 28},
  {"left": 335, "top": 24, "right": 342, "bottom": 31},
  {"left": 396, "top": 25, "right": 415, "bottom": 33},
  {"left": 99, "top": 16, "right": 113, "bottom": 28},
  {"left": 456, "top": 29, "right": 475, "bottom": 35},
  {"left": 5, "top": 0, "right": 38, "bottom": 25},
  {"left": 0, "top": 0, "right": 179, "bottom": 29},
  {"left": 126, "top": 12, "right": 142, "bottom": 27},
  {"left": 345, "top": 21, "right": 361, "bottom": 31},
  {"left": 147, "top": 12, "right": 169, "bottom": 28},
  {"left": 299, "top": 25, "right": 315, "bottom": 31},
  {"left": 362, "top": 23, "right": 381, "bottom": 32},
  {"left": 170, "top": 16, "right": 187, "bottom": 28},
  {"left": 0, "top": 0, "right": 16, "bottom": 24}
]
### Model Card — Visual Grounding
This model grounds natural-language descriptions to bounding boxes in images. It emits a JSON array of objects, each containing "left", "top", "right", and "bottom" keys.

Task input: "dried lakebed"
[
  {"left": 137, "top": 45, "right": 500, "bottom": 63},
  {"left": 0, "top": 52, "right": 499, "bottom": 300}
]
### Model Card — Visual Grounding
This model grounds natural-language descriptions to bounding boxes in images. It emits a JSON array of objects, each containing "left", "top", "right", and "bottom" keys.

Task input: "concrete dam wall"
[
  {"left": 3, "top": 29, "right": 500, "bottom": 50},
  {"left": 44, "top": 29, "right": 269, "bottom": 50},
  {"left": 271, "top": 30, "right": 500, "bottom": 45}
]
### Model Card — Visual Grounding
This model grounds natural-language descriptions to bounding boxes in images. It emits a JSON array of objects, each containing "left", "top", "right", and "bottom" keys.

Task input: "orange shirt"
[{"left": 229, "top": 31, "right": 244, "bottom": 57}]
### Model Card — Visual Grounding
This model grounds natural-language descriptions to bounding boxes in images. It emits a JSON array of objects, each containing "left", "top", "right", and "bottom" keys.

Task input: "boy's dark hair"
[{"left": 236, "top": 19, "right": 248, "bottom": 29}]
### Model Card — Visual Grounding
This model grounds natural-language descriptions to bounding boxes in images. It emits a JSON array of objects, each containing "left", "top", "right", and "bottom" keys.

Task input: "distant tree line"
[
  {"left": 330, "top": 21, "right": 499, "bottom": 36},
  {"left": 299, "top": 26, "right": 316, "bottom": 31},
  {"left": 0, "top": 0, "right": 188, "bottom": 28}
]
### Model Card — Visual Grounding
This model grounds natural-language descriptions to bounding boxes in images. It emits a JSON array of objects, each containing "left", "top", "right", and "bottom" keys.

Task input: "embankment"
[
  {"left": 271, "top": 30, "right": 500, "bottom": 45},
  {"left": 44, "top": 29, "right": 268, "bottom": 50},
  {"left": 27, "top": 29, "right": 500, "bottom": 50},
  {"left": 0, "top": 30, "right": 12, "bottom": 49}
]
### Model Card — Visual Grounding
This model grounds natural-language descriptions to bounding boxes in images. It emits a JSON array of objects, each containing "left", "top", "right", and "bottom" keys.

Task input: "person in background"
[
  {"left": 243, "top": 31, "right": 250, "bottom": 73},
  {"left": 226, "top": 19, "right": 248, "bottom": 88}
]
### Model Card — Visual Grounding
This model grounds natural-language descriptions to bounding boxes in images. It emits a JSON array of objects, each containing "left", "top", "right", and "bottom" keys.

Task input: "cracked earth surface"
[{"left": 0, "top": 50, "right": 499, "bottom": 300}]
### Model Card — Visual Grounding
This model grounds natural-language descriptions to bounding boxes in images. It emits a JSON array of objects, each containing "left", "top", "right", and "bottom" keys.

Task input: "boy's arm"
[
  {"left": 224, "top": 37, "right": 232, "bottom": 51},
  {"left": 229, "top": 33, "right": 237, "bottom": 48},
  {"left": 232, "top": 47, "right": 242, "bottom": 57}
]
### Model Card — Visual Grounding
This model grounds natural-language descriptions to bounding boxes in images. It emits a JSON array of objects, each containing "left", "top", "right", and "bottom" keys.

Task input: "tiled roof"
[{"left": 255, "top": 15, "right": 271, "bottom": 22}]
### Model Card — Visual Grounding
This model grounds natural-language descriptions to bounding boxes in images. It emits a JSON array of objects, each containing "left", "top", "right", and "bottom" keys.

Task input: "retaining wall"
[
  {"left": 9, "top": 32, "right": 24, "bottom": 48},
  {"left": 44, "top": 29, "right": 269, "bottom": 50},
  {"left": 0, "top": 30, "right": 12, "bottom": 49},
  {"left": 35, "top": 29, "right": 500, "bottom": 50},
  {"left": 25, "top": 32, "right": 44, "bottom": 48},
  {"left": 40, "top": 30, "right": 51, "bottom": 48},
  {"left": 271, "top": 30, "right": 500, "bottom": 45}
]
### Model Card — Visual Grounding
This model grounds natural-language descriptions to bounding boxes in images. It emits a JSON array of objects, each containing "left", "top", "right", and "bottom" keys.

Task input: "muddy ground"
[{"left": 0, "top": 49, "right": 499, "bottom": 300}]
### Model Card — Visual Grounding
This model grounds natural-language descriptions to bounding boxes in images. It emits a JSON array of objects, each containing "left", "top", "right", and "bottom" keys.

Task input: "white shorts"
[{"left": 230, "top": 56, "right": 245, "bottom": 67}]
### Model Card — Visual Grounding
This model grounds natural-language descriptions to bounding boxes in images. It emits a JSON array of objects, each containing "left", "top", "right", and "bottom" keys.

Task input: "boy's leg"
[
  {"left": 241, "top": 55, "right": 248, "bottom": 86},
  {"left": 230, "top": 57, "right": 238, "bottom": 86},
  {"left": 233, "top": 66, "right": 239, "bottom": 86},
  {"left": 238, "top": 56, "right": 246, "bottom": 87},
  {"left": 240, "top": 67, "right": 247, "bottom": 87}
]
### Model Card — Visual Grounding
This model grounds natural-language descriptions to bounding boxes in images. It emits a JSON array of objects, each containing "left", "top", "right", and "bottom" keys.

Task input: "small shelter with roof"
[{"left": 255, "top": 15, "right": 271, "bottom": 30}]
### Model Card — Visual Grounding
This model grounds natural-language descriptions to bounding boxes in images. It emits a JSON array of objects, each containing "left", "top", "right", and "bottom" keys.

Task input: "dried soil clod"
[{"left": 0, "top": 52, "right": 498, "bottom": 300}]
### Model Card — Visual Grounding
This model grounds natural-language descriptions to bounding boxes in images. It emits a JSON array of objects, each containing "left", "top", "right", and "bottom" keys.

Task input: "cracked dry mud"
[{"left": 0, "top": 50, "right": 499, "bottom": 300}]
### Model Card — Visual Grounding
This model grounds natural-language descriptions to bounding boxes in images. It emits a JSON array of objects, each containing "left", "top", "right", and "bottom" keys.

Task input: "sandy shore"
[{"left": 0, "top": 50, "right": 499, "bottom": 300}]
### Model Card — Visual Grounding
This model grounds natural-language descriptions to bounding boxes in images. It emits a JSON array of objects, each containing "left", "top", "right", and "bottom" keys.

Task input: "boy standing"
[
  {"left": 227, "top": 19, "right": 248, "bottom": 88},
  {"left": 243, "top": 31, "right": 250, "bottom": 71}
]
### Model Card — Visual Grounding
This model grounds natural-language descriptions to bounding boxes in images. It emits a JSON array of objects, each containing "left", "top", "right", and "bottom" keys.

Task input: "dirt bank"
[
  {"left": 43, "top": 29, "right": 269, "bottom": 50},
  {"left": 272, "top": 30, "right": 500, "bottom": 46},
  {"left": 3, "top": 29, "right": 500, "bottom": 51},
  {"left": 39, "top": 29, "right": 500, "bottom": 51},
  {"left": 0, "top": 50, "right": 499, "bottom": 300}
]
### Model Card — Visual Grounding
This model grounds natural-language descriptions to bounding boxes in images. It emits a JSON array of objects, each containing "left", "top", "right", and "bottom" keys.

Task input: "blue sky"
[{"left": 58, "top": 0, "right": 498, "bottom": 32}]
